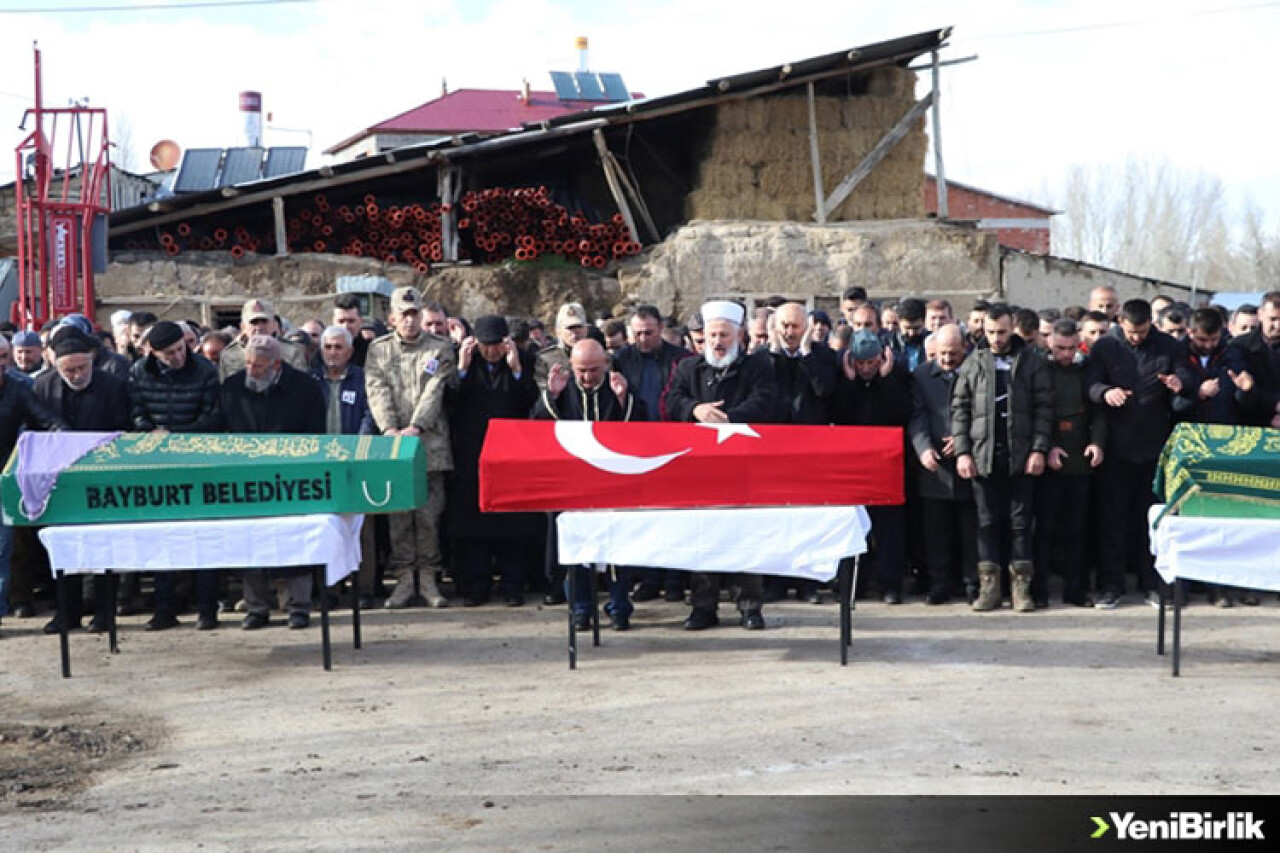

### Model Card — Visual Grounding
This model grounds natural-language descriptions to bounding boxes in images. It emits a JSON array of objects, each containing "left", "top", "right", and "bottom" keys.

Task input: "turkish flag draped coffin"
[{"left": 479, "top": 420, "right": 903, "bottom": 512}]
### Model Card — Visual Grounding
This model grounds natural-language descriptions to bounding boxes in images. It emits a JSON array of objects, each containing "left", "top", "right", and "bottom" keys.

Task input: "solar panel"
[
  {"left": 550, "top": 70, "right": 579, "bottom": 100},
  {"left": 263, "top": 146, "right": 308, "bottom": 179},
  {"left": 172, "top": 148, "right": 223, "bottom": 193},
  {"left": 599, "top": 72, "right": 630, "bottom": 101},
  {"left": 218, "top": 147, "right": 264, "bottom": 187},
  {"left": 575, "top": 71, "right": 606, "bottom": 101}
]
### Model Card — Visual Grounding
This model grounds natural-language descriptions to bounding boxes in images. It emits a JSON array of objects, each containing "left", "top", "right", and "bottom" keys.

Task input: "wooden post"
[
  {"left": 438, "top": 166, "right": 460, "bottom": 262},
  {"left": 807, "top": 82, "right": 827, "bottom": 223},
  {"left": 272, "top": 196, "right": 288, "bottom": 257},
  {"left": 931, "top": 50, "right": 948, "bottom": 220},
  {"left": 592, "top": 129, "right": 640, "bottom": 244}
]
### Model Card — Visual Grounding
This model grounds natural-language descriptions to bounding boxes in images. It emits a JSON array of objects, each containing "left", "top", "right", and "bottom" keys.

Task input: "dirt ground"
[{"left": 1, "top": 590, "right": 1277, "bottom": 851}]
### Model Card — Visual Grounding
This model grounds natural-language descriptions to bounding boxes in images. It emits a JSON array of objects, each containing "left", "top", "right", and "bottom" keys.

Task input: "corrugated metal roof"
[
  {"left": 540, "top": 28, "right": 950, "bottom": 129},
  {"left": 113, "top": 28, "right": 949, "bottom": 232}
]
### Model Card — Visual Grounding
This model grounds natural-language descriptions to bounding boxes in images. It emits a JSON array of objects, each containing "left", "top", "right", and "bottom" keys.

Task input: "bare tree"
[
  {"left": 1236, "top": 199, "right": 1280, "bottom": 290},
  {"left": 1050, "top": 156, "right": 1237, "bottom": 289}
]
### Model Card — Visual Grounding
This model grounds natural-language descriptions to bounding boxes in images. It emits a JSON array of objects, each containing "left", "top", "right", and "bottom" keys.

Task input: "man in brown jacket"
[{"left": 364, "top": 287, "right": 456, "bottom": 609}]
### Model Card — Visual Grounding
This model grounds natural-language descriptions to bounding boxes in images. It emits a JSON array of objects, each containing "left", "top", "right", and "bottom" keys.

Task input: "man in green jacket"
[
  {"left": 1033, "top": 320, "right": 1106, "bottom": 608},
  {"left": 951, "top": 304, "right": 1053, "bottom": 613}
]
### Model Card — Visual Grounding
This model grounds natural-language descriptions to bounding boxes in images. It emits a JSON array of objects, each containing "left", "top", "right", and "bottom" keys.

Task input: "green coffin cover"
[
  {"left": 1154, "top": 423, "right": 1280, "bottom": 524},
  {"left": 1, "top": 433, "right": 428, "bottom": 526}
]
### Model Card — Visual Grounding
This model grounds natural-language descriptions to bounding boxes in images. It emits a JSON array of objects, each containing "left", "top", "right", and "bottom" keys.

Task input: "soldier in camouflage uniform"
[
  {"left": 533, "top": 302, "right": 589, "bottom": 391},
  {"left": 364, "top": 286, "right": 456, "bottom": 608},
  {"left": 217, "top": 298, "right": 309, "bottom": 382}
]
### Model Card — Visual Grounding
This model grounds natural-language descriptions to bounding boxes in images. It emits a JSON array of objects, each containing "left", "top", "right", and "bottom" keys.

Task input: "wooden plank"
[
  {"left": 821, "top": 91, "right": 933, "bottom": 220},
  {"left": 931, "top": 50, "right": 948, "bottom": 220},
  {"left": 592, "top": 129, "right": 640, "bottom": 245},
  {"left": 603, "top": 150, "right": 659, "bottom": 243},
  {"left": 272, "top": 196, "right": 288, "bottom": 257},
  {"left": 807, "top": 82, "right": 826, "bottom": 224},
  {"left": 438, "top": 166, "right": 460, "bottom": 262}
]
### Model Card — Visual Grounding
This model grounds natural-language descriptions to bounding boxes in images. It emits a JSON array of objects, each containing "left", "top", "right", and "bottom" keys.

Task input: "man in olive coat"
[{"left": 951, "top": 304, "right": 1053, "bottom": 613}]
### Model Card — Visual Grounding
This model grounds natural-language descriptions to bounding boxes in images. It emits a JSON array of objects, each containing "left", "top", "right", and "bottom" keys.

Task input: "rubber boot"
[
  {"left": 972, "top": 561, "right": 1002, "bottom": 612},
  {"left": 1010, "top": 561, "right": 1035, "bottom": 613},
  {"left": 421, "top": 570, "right": 449, "bottom": 609},
  {"left": 384, "top": 568, "right": 417, "bottom": 609}
]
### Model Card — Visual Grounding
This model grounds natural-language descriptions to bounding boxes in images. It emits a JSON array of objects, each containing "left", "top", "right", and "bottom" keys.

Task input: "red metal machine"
[{"left": 12, "top": 45, "right": 112, "bottom": 328}]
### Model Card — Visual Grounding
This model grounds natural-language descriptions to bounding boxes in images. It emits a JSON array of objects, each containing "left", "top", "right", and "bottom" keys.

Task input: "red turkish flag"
[{"left": 479, "top": 419, "right": 903, "bottom": 511}]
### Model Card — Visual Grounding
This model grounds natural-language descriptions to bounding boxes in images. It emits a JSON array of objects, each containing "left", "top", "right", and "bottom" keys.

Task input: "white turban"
[{"left": 701, "top": 300, "right": 745, "bottom": 327}]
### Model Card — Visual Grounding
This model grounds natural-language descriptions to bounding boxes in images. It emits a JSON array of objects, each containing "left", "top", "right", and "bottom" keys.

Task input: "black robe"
[
  {"left": 446, "top": 354, "right": 539, "bottom": 539},
  {"left": 220, "top": 363, "right": 325, "bottom": 434},
  {"left": 664, "top": 350, "right": 780, "bottom": 424},
  {"left": 531, "top": 380, "right": 644, "bottom": 422}
]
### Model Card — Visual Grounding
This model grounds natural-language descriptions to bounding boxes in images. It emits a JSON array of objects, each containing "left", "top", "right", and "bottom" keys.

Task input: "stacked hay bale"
[{"left": 686, "top": 67, "right": 926, "bottom": 222}]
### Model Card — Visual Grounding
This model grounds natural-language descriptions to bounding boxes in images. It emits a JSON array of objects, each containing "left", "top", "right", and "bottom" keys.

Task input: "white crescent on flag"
[{"left": 553, "top": 421, "right": 690, "bottom": 475}]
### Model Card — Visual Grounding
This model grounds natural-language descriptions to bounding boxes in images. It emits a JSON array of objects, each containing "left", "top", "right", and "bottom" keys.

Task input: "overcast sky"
[{"left": 2, "top": 0, "right": 1278, "bottom": 229}]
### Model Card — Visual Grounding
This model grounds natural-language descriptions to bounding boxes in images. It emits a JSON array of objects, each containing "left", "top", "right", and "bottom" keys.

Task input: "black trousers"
[
  {"left": 689, "top": 572, "right": 764, "bottom": 613},
  {"left": 636, "top": 567, "right": 687, "bottom": 594},
  {"left": 154, "top": 571, "right": 220, "bottom": 618},
  {"left": 971, "top": 467, "right": 1035, "bottom": 565},
  {"left": 862, "top": 504, "right": 906, "bottom": 594},
  {"left": 921, "top": 497, "right": 978, "bottom": 594},
  {"left": 456, "top": 537, "right": 529, "bottom": 602},
  {"left": 544, "top": 512, "right": 565, "bottom": 591},
  {"left": 1097, "top": 458, "right": 1160, "bottom": 596},
  {"left": 1033, "top": 472, "right": 1091, "bottom": 601},
  {"left": 67, "top": 573, "right": 115, "bottom": 624}
]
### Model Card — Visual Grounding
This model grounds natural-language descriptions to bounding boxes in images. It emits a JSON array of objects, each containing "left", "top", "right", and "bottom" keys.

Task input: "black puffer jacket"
[
  {"left": 951, "top": 335, "right": 1053, "bottom": 477},
  {"left": 130, "top": 352, "right": 221, "bottom": 432},
  {"left": 95, "top": 346, "right": 132, "bottom": 382},
  {"left": 0, "top": 374, "right": 63, "bottom": 462}
]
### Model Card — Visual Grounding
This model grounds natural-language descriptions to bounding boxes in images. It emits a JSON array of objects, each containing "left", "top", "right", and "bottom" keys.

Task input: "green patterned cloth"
[
  {"left": 1154, "top": 423, "right": 1280, "bottom": 524},
  {"left": 1, "top": 432, "right": 428, "bottom": 526}
]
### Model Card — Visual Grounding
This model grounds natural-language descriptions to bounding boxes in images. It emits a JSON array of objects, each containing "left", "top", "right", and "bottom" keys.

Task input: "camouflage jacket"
[
  {"left": 533, "top": 342, "right": 571, "bottom": 391},
  {"left": 364, "top": 331, "right": 456, "bottom": 472}
]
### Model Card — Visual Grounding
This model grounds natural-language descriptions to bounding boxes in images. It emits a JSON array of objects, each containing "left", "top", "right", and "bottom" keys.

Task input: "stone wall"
[
  {"left": 94, "top": 220, "right": 1004, "bottom": 329},
  {"left": 616, "top": 219, "right": 1000, "bottom": 320},
  {"left": 1001, "top": 251, "right": 1210, "bottom": 311},
  {"left": 93, "top": 251, "right": 621, "bottom": 329}
]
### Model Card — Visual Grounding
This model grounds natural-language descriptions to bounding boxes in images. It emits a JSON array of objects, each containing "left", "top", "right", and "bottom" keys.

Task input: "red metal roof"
[
  {"left": 379, "top": 88, "right": 606, "bottom": 133},
  {"left": 325, "top": 88, "right": 636, "bottom": 154}
]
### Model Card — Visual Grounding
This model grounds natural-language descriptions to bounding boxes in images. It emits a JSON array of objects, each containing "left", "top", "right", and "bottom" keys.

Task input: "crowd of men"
[{"left": 0, "top": 281, "right": 1276, "bottom": 637}]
